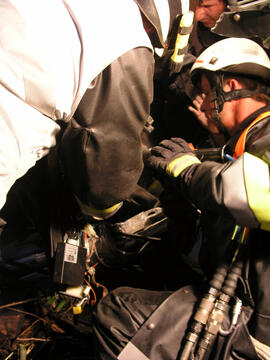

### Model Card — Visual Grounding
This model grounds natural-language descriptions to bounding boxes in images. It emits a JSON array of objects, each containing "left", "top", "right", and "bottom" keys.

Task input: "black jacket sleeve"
[
  {"left": 59, "top": 47, "right": 154, "bottom": 214},
  {"left": 183, "top": 119, "right": 270, "bottom": 228}
]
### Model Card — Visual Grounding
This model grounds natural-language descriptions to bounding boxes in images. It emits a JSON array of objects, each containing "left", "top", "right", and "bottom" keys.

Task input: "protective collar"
[{"left": 133, "top": 0, "right": 181, "bottom": 48}]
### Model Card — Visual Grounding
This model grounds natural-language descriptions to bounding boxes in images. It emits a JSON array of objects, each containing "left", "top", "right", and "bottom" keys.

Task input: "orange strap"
[{"left": 234, "top": 111, "right": 270, "bottom": 159}]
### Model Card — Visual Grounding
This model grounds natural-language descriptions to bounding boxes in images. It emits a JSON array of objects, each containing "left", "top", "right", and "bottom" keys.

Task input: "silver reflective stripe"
[
  {"left": 118, "top": 342, "right": 150, "bottom": 360},
  {"left": 222, "top": 155, "right": 259, "bottom": 228},
  {"left": 250, "top": 335, "right": 270, "bottom": 360}
]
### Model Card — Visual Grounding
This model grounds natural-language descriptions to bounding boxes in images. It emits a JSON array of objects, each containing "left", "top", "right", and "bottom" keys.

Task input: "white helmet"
[
  {"left": 190, "top": 37, "right": 270, "bottom": 83},
  {"left": 190, "top": 37, "right": 270, "bottom": 138}
]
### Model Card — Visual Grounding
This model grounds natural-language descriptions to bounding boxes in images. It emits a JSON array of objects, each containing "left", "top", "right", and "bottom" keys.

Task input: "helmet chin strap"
[
  {"left": 210, "top": 73, "right": 269, "bottom": 141},
  {"left": 210, "top": 89, "right": 231, "bottom": 141}
]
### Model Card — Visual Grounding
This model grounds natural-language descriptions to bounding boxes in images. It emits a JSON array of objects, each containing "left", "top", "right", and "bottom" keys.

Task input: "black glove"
[{"left": 145, "top": 137, "right": 201, "bottom": 179}]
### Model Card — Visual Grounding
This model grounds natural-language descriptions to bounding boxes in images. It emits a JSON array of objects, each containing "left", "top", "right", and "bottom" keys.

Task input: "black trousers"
[{"left": 92, "top": 285, "right": 260, "bottom": 360}]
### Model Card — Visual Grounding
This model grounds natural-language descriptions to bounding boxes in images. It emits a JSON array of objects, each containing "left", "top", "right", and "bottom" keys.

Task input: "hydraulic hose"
[
  {"left": 179, "top": 264, "right": 229, "bottom": 360},
  {"left": 195, "top": 255, "right": 244, "bottom": 360},
  {"left": 180, "top": 225, "right": 245, "bottom": 360}
]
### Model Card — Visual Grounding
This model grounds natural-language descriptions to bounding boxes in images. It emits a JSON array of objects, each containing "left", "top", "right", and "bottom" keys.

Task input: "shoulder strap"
[{"left": 234, "top": 111, "right": 270, "bottom": 159}]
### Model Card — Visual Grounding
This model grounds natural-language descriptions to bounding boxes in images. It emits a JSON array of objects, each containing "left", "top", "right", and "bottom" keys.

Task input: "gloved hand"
[{"left": 145, "top": 137, "right": 201, "bottom": 179}]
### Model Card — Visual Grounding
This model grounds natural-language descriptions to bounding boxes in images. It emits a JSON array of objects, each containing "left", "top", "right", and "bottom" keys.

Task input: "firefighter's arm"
[
  {"left": 146, "top": 138, "right": 270, "bottom": 229},
  {"left": 59, "top": 47, "right": 154, "bottom": 219},
  {"left": 185, "top": 152, "right": 270, "bottom": 230},
  {"left": 220, "top": 153, "right": 270, "bottom": 231}
]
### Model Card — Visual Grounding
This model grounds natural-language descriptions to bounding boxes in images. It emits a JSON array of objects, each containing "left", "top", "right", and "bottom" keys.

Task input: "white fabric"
[
  {"left": 153, "top": 0, "right": 170, "bottom": 42},
  {"left": 118, "top": 342, "right": 150, "bottom": 360},
  {"left": 251, "top": 335, "right": 270, "bottom": 360},
  {"left": 0, "top": 0, "right": 153, "bottom": 209}
]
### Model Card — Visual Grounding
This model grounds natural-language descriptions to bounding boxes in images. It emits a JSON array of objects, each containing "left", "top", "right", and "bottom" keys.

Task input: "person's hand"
[
  {"left": 188, "top": 93, "right": 208, "bottom": 128},
  {"left": 145, "top": 137, "right": 201, "bottom": 179},
  {"left": 188, "top": 94, "right": 226, "bottom": 146}
]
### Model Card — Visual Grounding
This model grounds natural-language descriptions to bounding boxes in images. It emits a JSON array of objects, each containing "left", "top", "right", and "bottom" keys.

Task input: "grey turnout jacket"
[{"left": 0, "top": 0, "right": 153, "bottom": 214}]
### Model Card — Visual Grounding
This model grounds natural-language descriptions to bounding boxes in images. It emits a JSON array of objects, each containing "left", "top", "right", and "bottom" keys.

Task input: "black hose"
[{"left": 194, "top": 255, "right": 244, "bottom": 360}]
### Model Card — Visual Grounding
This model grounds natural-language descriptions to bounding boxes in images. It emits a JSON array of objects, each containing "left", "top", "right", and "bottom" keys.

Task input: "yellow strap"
[
  {"left": 166, "top": 154, "right": 201, "bottom": 178},
  {"left": 243, "top": 153, "right": 270, "bottom": 231}
]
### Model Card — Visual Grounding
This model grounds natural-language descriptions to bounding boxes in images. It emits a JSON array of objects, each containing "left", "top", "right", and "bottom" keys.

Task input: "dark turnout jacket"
[
  {"left": 189, "top": 105, "right": 270, "bottom": 348},
  {"left": 93, "top": 105, "right": 270, "bottom": 360}
]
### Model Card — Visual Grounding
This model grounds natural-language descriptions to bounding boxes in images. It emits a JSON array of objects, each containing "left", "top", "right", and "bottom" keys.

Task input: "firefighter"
[
  {"left": 150, "top": 0, "right": 228, "bottom": 148},
  {"left": 0, "top": 0, "right": 182, "bottom": 224},
  {"left": 92, "top": 37, "right": 270, "bottom": 360},
  {"left": 210, "top": 0, "right": 270, "bottom": 48},
  {"left": 189, "top": 0, "right": 227, "bottom": 57}
]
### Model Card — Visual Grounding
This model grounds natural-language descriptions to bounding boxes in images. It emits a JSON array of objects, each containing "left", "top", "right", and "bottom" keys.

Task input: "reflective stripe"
[
  {"left": 166, "top": 154, "right": 201, "bottom": 178},
  {"left": 75, "top": 195, "right": 122, "bottom": 219},
  {"left": 243, "top": 153, "right": 270, "bottom": 231},
  {"left": 222, "top": 155, "right": 259, "bottom": 228},
  {"left": 118, "top": 342, "right": 150, "bottom": 360},
  {"left": 250, "top": 335, "right": 270, "bottom": 360}
]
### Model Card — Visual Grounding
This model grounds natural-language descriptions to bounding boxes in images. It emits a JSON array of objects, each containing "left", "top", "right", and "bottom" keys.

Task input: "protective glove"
[{"left": 145, "top": 137, "right": 201, "bottom": 180}]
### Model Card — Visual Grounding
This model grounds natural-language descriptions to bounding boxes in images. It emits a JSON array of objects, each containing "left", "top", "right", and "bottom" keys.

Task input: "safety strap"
[{"left": 234, "top": 111, "right": 270, "bottom": 159}]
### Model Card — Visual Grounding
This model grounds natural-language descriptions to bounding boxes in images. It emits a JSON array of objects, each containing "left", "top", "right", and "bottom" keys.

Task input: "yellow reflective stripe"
[
  {"left": 166, "top": 154, "right": 201, "bottom": 178},
  {"left": 75, "top": 195, "right": 122, "bottom": 218},
  {"left": 171, "top": 11, "right": 194, "bottom": 63},
  {"left": 147, "top": 179, "right": 163, "bottom": 197},
  {"left": 244, "top": 153, "right": 270, "bottom": 231},
  {"left": 231, "top": 226, "right": 248, "bottom": 263}
]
